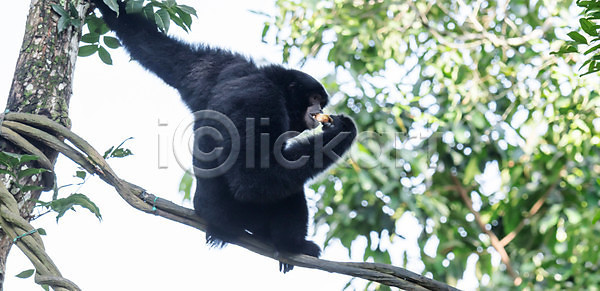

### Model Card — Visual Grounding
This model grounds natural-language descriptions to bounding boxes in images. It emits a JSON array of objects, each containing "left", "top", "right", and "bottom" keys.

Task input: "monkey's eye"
[{"left": 308, "top": 95, "right": 321, "bottom": 104}]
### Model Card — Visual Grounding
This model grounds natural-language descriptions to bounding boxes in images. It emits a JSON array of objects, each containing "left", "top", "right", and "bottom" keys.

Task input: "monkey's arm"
[{"left": 90, "top": 0, "right": 195, "bottom": 89}]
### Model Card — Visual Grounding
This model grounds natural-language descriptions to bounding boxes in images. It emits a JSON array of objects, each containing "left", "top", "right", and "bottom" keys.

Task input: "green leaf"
[
  {"left": 125, "top": 0, "right": 145, "bottom": 14},
  {"left": 50, "top": 193, "right": 102, "bottom": 222},
  {"left": 593, "top": 210, "right": 600, "bottom": 223},
  {"left": 581, "top": 66, "right": 600, "bottom": 76},
  {"left": 0, "top": 152, "right": 36, "bottom": 169},
  {"left": 50, "top": 4, "right": 68, "bottom": 17},
  {"left": 455, "top": 64, "right": 469, "bottom": 84},
  {"left": 567, "top": 31, "right": 588, "bottom": 45},
  {"left": 577, "top": 1, "right": 599, "bottom": 8},
  {"left": 179, "top": 170, "right": 194, "bottom": 201},
  {"left": 170, "top": 14, "right": 188, "bottom": 32},
  {"left": 70, "top": 18, "right": 81, "bottom": 28},
  {"left": 86, "top": 16, "right": 110, "bottom": 35},
  {"left": 580, "top": 59, "right": 592, "bottom": 70},
  {"left": 18, "top": 154, "right": 40, "bottom": 164},
  {"left": 177, "top": 8, "right": 193, "bottom": 28},
  {"left": 584, "top": 43, "right": 600, "bottom": 55},
  {"left": 0, "top": 152, "right": 19, "bottom": 169},
  {"left": 57, "top": 16, "right": 70, "bottom": 33},
  {"left": 551, "top": 43, "right": 579, "bottom": 55},
  {"left": 261, "top": 23, "right": 270, "bottom": 42},
  {"left": 454, "top": 125, "right": 469, "bottom": 143},
  {"left": 37, "top": 228, "right": 47, "bottom": 235},
  {"left": 15, "top": 269, "right": 35, "bottom": 279},
  {"left": 463, "top": 157, "right": 480, "bottom": 184},
  {"left": 555, "top": 97, "right": 571, "bottom": 108},
  {"left": 81, "top": 33, "right": 100, "bottom": 44},
  {"left": 470, "top": 111, "right": 487, "bottom": 129},
  {"left": 103, "top": 36, "right": 121, "bottom": 49},
  {"left": 155, "top": 8, "right": 171, "bottom": 32},
  {"left": 0, "top": 169, "right": 15, "bottom": 178},
  {"left": 177, "top": 4, "right": 197, "bottom": 16},
  {"left": 564, "top": 208, "right": 582, "bottom": 224},
  {"left": 166, "top": 0, "right": 177, "bottom": 8},
  {"left": 97, "top": 46, "right": 113, "bottom": 65},
  {"left": 142, "top": 5, "right": 155, "bottom": 22},
  {"left": 103, "top": 146, "right": 114, "bottom": 159},
  {"left": 86, "top": 16, "right": 99, "bottom": 32},
  {"left": 580, "top": 18, "right": 599, "bottom": 36},
  {"left": 75, "top": 170, "right": 87, "bottom": 180},
  {"left": 78, "top": 45, "right": 98, "bottom": 57},
  {"left": 103, "top": 138, "right": 134, "bottom": 159},
  {"left": 68, "top": 3, "right": 79, "bottom": 17},
  {"left": 17, "top": 167, "right": 49, "bottom": 180},
  {"left": 573, "top": 118, "right": 591, "bottom": 133},
  {"left": 103, "top": 0, "right": 120, "bottom": 16},
  {"left": 110, "top": 148, "right": 132, "bottom": 158}
]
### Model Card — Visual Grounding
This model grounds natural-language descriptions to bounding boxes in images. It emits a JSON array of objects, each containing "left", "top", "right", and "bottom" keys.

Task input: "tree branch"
[
  {"left": 0, "top": 183, "right": 80, "bottom": 291},
  {"left": 450, "top": 175, "right": 522, "bottom": 286},
  {"left": 499, "top": 179, "right": 561, "bottom": 247},
  {"left": 412, "top": 0, "right": 552, "bottom": 50},
  {"left": 1, "top": 112, "right": 460, "bottom": 291}
]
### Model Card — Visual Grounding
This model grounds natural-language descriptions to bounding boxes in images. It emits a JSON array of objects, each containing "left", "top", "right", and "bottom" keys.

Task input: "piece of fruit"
[{"left": 314, "top": 113, "right": 332, "bottom": 124}]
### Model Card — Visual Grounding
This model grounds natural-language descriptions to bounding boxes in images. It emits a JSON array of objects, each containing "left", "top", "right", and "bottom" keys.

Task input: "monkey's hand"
[{"left": 322, "top": 114, "right": 358, "bottom": 137}]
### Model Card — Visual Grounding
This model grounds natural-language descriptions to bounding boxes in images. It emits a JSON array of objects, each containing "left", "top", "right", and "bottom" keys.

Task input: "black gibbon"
[{"left": 91, "top": 0, "right": 357, "bottom": 272}]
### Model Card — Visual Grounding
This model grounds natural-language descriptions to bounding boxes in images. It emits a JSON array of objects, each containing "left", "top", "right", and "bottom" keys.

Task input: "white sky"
[{"left": 0, "top": 1, "right": 357, "bottom": 290}]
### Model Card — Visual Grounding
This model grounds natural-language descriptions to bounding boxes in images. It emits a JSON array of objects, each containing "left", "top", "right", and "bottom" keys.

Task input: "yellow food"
[{"left": 314, "top": 113, "right": 333, "bottom": 124}]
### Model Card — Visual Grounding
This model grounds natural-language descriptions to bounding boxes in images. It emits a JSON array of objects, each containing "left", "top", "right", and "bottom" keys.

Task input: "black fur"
[{"left": 91, "top": 0, "right": 356, "bottom": 272}]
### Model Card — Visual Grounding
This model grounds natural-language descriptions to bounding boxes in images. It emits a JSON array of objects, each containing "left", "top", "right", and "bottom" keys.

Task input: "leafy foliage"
[
  {"left": 178, "top": 170, "right": 194, "bottom": 201},
  {"left": 15, "top": 269, "right": 34, "bottom": 279},
  {"left": 33, "top": 137, "right": 132, "bottom": 223},
  {"left": 79, "top": 13, "right": 118, "bottom": 64},
  {"left": 265, "top": 0, "right": 600, "bottom": 289},
  {"left": 0, "top": 151, "right": 101, "bottom": 223},
  {"left": 555, "top": 0, "right": 600, "bottom": 75},
  {"left": 38, "top": 193, "right": 102, "bottom": 223},
  {"left": 0, "top": 152, "right": 48, "bottom": 193},
  {"left": 79, "top": 0, "right": 197, "bottom": 64},
  {"left": 51, "top": 3, "right": 82, "bottom": 33},
  {"left": 102, "top": 137, "right": 134, "bottom": 159}
]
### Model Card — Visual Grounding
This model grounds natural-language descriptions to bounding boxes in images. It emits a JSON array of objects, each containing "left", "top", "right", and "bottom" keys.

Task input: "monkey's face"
[{"left": 283, "top": 69, "right": 329, "bottom": 132}]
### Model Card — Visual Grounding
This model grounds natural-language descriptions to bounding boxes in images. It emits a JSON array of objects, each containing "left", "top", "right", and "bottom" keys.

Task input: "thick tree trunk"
[{"left": 0, "top": 0, "right": 87, "bottom": 288}]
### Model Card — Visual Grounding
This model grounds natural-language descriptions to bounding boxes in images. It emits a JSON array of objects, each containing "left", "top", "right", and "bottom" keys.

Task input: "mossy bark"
[{"left": 0, "top": 0, "right": 88, "bottom": 288}]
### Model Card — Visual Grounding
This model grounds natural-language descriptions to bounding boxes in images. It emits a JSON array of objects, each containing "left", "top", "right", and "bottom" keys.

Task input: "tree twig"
[
  {"left": 450, "top": 175, "right": 522, "bottom": 286},
  {"left": 499, "top": 178, "right": 561, "bottom": 247}
]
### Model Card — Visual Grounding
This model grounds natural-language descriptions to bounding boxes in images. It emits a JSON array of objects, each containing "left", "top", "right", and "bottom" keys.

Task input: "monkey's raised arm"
[{"left": 90, "top": 0, "right": 196, "bottom": 90}]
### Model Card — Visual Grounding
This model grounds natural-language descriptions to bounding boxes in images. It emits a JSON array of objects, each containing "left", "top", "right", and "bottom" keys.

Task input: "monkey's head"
[{"left": 283, "top": 69, "right": 329, "bottom": 132}]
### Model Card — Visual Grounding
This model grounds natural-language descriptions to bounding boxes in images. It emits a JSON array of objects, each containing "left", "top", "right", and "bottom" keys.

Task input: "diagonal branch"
[
  {"left": 499, "top": 178, "right": 561, "bottom": 247},
  {"left": 450, "top": 175, "right": 522, "bottom": 286},
  {"left": 1, "top": 112, "right": 460, "bottom": 291}
]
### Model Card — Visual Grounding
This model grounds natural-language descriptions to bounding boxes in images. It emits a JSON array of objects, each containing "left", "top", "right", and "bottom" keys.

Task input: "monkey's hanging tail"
[{"left": 90, "top": 0, "right": 195, "bottom": 89}]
